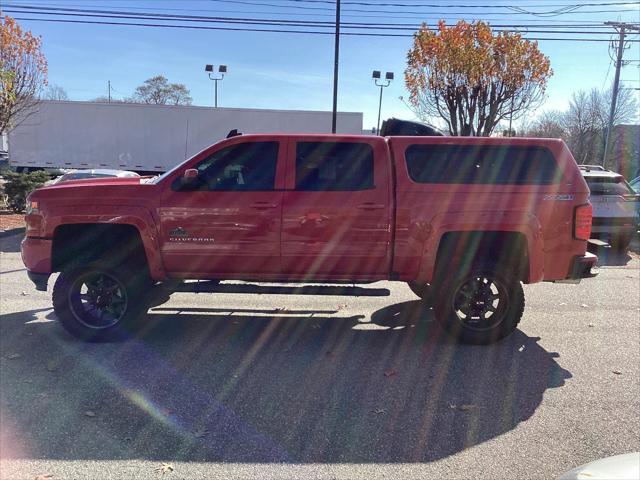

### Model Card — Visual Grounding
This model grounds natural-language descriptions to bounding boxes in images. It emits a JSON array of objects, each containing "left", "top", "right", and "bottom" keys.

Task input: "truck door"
[
  {"left": 158, "top": 138, "right": 285, "bottom": 277},
  {"left": 280, "top": 136, "right": 392, "bottom": 280}
]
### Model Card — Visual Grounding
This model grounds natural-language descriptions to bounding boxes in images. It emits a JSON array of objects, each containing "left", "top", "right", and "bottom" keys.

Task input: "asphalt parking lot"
[{"left": 1, "top": 232, "right": 638, "bottom": 480}]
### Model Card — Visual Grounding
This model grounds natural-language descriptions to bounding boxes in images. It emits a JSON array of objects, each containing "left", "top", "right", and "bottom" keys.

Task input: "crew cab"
[{"left": 22, "top": 131, "right": 597, "bottom": 344}]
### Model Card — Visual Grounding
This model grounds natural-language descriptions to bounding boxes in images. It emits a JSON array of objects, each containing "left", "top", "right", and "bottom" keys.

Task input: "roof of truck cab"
[{"left": 234, "top": 133, "right": 565, "bottom": 145}]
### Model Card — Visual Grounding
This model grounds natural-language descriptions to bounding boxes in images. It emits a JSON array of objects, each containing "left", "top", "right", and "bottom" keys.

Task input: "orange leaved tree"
[
  {"left": 0, "top": 16, "right": 48, "bottom": 134},
  {"left": 405, "top": 20, "right": 552, "bottom": 136}
]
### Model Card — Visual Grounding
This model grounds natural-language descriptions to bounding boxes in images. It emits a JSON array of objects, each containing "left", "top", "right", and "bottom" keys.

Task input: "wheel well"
[
  {"left": 434, "top": 231, "right": 529, "bottom": 282},
  {"left": 51, "top": 223, "right": 148, "bottom": 272}
]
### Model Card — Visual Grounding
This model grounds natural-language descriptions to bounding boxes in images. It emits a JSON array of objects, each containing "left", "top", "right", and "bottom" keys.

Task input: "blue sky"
[{"left": 3, "top": 0, "right": 640, "bottom": 129}]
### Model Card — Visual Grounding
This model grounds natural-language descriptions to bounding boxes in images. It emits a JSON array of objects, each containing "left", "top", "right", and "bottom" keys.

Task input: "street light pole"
[
  {"left": 331, "top": 0, "right": 341, "bottom": 134},
  {"left": 205, "top": 64, "right": 227, "bottom": 108},
  {"left": 372, "top": 71, "right": 393, "bottom": 134}
]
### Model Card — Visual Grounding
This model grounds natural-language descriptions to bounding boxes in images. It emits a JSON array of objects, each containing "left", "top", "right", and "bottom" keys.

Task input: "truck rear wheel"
[
  {"left": 434, "top": 265, "right": 524, "bottom": 344},
  {"left": 52, "top": 262, "right": 152, "bottom": 342}
]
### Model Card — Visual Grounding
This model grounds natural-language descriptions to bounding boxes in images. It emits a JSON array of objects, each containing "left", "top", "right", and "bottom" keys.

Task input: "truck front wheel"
[
  {"left": 434, "top": 265, "right": 524, "bottom": 344},
  {"left": 52, "top": 262, "right": 152, "bottom": 342}
]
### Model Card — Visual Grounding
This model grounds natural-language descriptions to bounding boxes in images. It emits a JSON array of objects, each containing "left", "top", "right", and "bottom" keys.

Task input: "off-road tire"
[
  {"left": 52, "top": 261, "right": 152, "bottom": 342},
  {"left": 433, "top": 264, "right": 525, "bottom": 344}
]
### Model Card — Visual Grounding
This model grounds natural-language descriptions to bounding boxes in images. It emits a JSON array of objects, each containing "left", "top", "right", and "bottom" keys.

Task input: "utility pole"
[
  {"left": 331, "top": 0, "right": 341, "bottom": 134},
  {"left": 108, "top": 80, "right": 111, "bottom": 103},
  {"left": 602, "top": 21, "right": 640, "bottom": 166}
]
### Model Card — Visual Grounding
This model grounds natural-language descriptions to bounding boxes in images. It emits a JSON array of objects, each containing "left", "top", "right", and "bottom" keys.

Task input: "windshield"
[{"left": 586, "top": 177, "right": 634, "bottom": 196}]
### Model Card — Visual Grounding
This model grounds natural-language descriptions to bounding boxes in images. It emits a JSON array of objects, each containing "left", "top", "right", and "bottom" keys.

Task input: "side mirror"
[{"left": 182, "top": 168, "right": 199, "bottom": 184}]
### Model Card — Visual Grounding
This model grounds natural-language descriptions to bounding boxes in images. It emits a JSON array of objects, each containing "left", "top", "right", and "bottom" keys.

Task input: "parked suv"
[
  {"left": 22, "top": 133, "right": 597, "bottom": 344},
  {"left": 579, "top": 166, "right": 639, "bottom": 251}
]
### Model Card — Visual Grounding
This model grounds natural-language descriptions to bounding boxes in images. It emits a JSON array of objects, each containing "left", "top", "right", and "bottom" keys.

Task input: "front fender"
[
  {"left": 46, "top": 205, "right": 166, "bottom": 280},
  {"left": 418, "top": 210, "right": 545, "bottom": 284}
]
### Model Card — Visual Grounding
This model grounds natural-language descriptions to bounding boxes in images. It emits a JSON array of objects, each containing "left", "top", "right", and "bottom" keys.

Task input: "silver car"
[
  {"left": 45, "top": 169, "right": 140, "bottom": 186},
  {"left": 580, "top": 167, "right": 639, "bottom": 251}
]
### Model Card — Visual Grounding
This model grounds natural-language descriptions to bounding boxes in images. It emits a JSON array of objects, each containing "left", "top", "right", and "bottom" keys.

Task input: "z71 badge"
[{"left": 543, "top": 194, "right": 574, "bottom": 201}]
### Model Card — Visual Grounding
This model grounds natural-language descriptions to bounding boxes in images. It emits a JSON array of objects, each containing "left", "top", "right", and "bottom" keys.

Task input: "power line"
[
  {"left": 204, "top": 0, "right": 640, "bottom": 15},
  {"left": 3, "top": 4, "right": 636, "bottom": 33},
  {"left": 4, "top": 0, "right": 634, "bottom": 22},
  {"left": 215, "top": 0, "right": 640, "bottom": 6},
  {"left": 11, "top": 15, "right": 640, "bottom": 41}
]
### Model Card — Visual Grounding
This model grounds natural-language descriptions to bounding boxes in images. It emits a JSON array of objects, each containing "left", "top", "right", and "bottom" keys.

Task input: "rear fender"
[{"left": 419, "top": 211, "right": 544, "bottom": 283}]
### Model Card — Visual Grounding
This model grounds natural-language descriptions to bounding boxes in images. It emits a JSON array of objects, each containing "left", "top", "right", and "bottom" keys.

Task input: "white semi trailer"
[{"left": 8, "top": 101, "right": 363, "bottom": 173}]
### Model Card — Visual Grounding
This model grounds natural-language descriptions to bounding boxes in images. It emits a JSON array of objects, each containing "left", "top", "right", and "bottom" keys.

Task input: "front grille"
[{"left": 592, "top": 217, "right": 638, "bottom": 227}]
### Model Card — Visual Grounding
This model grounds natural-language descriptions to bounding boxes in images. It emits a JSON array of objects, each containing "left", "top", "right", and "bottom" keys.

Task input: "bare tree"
[
  {"left": 0, "top": 16, "right": 48, "bottom": 134},
  {"left": 522, "top": 110, "right": 565, "bottom": 138},
  {"left": 131, "top": 75, "right": 192, "bottom": 105},
  {"left": 562, "top": 90, "right": 602, "bottom": 163},
  {"left": 90, "top": 96, "right": 128, "bottom": 103},
  {"left": 43, "top": 84, "right": 68, "bottom": 101},
  {"left": 523, "top": 84, "right": 637, "bottom": 167}
]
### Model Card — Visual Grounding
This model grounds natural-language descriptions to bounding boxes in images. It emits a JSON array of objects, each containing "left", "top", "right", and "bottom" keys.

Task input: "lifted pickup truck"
[{"left": 22, "top": 132, "right": 597, "bottom": 343}]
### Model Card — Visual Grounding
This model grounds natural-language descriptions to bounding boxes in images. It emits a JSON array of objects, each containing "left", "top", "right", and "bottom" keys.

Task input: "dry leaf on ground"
[
  {"left": 449, "top": 403, "right": 479, "bottom": 411},
  {"left": 194, "top": 427, "right": 209, "bottom": 438},
  {"left": 155, "top": 463, "right": 174, "bottom": 474},
  {"left": 33, "top": 474, "right": 53, "bottom": 480},
  {"left": 384, "top": 369, "right": 398, "bottom": 377},
  {"left": 84, "top": 411, "right": 96, "bottom": 417},
  {"left": 6, "top": 353, "right": 21, "bottom": 359}
]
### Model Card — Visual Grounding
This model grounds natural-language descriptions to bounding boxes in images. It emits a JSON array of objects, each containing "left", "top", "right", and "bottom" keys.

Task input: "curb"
[{"left": 0, "top": 227, "right": 25, "bottom": 239}]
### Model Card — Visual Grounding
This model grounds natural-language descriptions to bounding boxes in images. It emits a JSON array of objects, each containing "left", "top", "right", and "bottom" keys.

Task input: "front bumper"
[
  {"left": 555, "top": 252, "right": 598, "bottom": 284},
  {"left": 21, "top": 237, "right": 52, "bottom": 273},
  {"left": 27, "top": 270, "right": 50, "bottom": 291},
  {"left": 21, "top": 237, "right": 53, "bottom": 291}
]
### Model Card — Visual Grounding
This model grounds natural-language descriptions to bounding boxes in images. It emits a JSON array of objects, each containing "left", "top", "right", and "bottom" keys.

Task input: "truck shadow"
[
  {"left": 588, "top": 243, "right": 633, "bottom": 267},
  {"left": 171, "top": 281, "right": 391, "bottom": 297},
  {"left": 0, "top": 233, "right": 23, "bottom": 253},
  {"left": 1, "top": 301, "right": 571, "bottom": 464}
]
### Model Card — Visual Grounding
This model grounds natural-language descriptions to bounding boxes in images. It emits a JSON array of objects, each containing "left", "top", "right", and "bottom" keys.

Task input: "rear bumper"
[
  {"left": 555, "top": 252, "right": 598, "bottom": 284},
  {"left": 591, "top": 217, "right": 638, "bottom": 236}
]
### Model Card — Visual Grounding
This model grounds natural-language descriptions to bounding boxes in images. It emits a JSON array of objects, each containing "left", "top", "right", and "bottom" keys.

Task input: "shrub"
[{"left": 1, "top": 171, "right": 51, "bottom": 213}]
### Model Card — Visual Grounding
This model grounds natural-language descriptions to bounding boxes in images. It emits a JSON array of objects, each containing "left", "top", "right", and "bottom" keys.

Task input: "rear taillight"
[{"left": 574, "top": 203, "right": 593, "bottom": 241}]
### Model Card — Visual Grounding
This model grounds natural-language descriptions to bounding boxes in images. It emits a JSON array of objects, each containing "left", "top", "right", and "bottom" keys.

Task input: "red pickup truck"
[{"left": 21, "top": 133, "right": 597, "bottom": 344}]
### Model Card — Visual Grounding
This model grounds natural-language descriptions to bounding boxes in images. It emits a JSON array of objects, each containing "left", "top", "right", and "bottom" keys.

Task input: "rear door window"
[
  {"left": 405, "top": 144, "right": 561, "bottom": 185},
  {"left": 585, "top": 177, "right": 634, "bottom": 196},
  {"left": 295, "top": 142, "right": 374, "bottom": 191}
]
